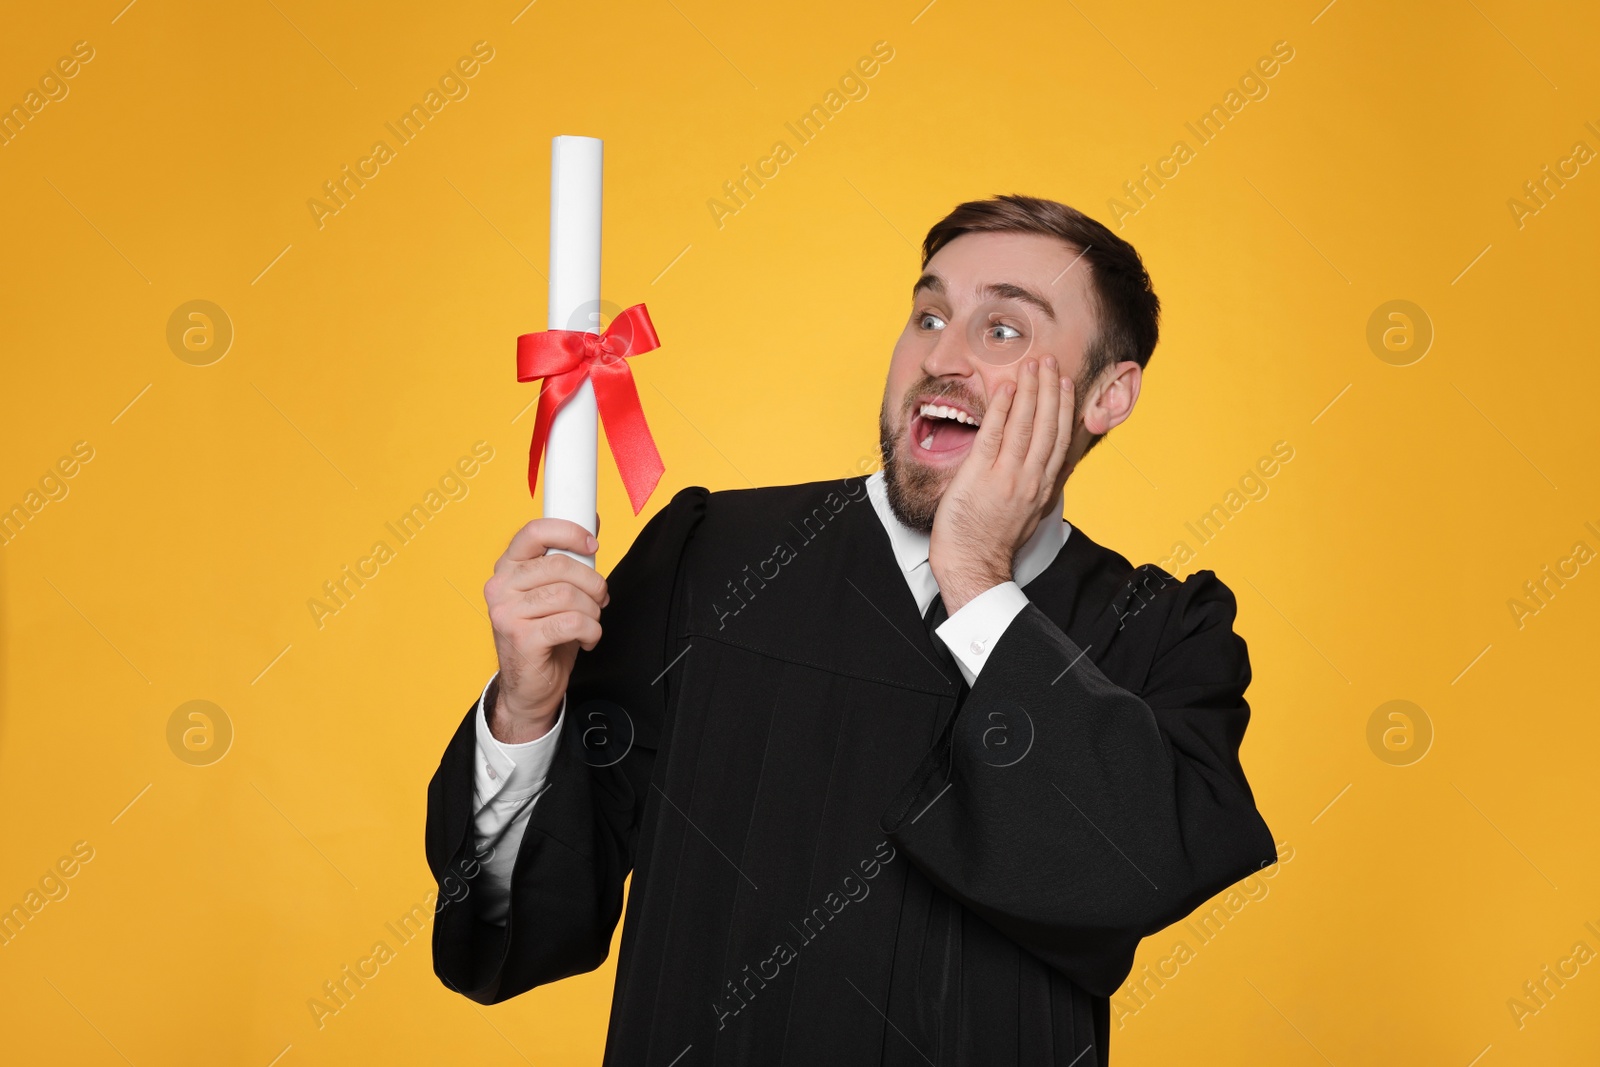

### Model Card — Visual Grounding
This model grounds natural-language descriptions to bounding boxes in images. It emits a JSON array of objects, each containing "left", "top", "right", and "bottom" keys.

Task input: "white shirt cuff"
[
  {"left": 472, "top": 672, "right": 567, "bottom": 808},
  {"left": 936, "top": 581, "right": 1031, "bottom": 687}
]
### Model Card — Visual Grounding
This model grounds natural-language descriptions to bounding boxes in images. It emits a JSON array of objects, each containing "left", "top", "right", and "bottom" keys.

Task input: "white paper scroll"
[{"left": 544, "top": 135, "right": 602, "bottom": 567}]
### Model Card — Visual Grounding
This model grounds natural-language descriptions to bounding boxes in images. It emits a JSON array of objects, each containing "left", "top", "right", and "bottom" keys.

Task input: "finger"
[
  {"left": 518, "top": 581, "right": 605, "bottom": 622},
  {"left": 539, "top": 611, "right": 603, "bottom": 652},
  {"left": 1047, "top": 373, "right": 1074, "bottom": 481},
  {"left": 505, "top": 518, "right": 597, "bottom": 563},
  {"left": 1027, "top": 355, "right": 1062, "bottom": 471},
  {"left": 500, "top": 554, "right": 609, "bottom": 602},
  {"left": 1002, "top": 359, "right": 1039, "bottom": 462},
  {"left": 487, "top": 559, "right": 608, "bottom": 619},
  {"left": 973, "top": 381, "right": 1014, "bottom": 463}
]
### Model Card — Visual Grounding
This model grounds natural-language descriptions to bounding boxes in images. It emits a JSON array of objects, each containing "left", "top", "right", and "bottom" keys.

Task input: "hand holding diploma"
[{"left": 484, "top": 517, "right": 610, "bottom": 743}]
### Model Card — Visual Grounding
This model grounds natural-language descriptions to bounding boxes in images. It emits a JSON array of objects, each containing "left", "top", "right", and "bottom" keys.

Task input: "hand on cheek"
[{"left": 928, "top": 355, "right": 1074, "bottom": 613}]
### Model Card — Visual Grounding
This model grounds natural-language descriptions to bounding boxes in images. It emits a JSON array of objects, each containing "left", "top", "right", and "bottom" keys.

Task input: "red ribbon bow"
[{"left": 516, "top": 303, "right": 664, "bottom": 515}]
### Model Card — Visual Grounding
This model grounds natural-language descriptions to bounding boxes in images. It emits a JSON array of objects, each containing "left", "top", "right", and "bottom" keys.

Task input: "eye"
[
  {"left": 986, "top": 322, "right": 1022, "bottom": 342},
  {"left": 918, "top": 312, "right": 946, "bottom": 331}
]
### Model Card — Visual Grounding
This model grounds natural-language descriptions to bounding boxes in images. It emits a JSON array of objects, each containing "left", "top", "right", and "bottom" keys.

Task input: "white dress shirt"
[{"left": 468, "top": 471, "right": 1071, "bottom": 922}]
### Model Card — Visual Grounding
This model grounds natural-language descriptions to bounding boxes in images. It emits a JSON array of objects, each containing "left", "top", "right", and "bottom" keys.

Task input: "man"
[{"left": 427, "top": 195, "right": 1277, "bottom": 1065}]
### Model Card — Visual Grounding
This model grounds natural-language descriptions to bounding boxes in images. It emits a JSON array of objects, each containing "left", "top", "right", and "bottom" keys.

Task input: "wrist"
[
  {"left": 935, "top": 565, "right": 1012, "bottom": 614},
  {"left": 489, "top": 683, "right": 562, "bottom": 744}
]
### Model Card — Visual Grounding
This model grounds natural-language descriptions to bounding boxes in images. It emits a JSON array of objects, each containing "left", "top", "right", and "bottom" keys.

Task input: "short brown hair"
[{"left": 922, "top": 194, "right": 1160, "bottom": 454}]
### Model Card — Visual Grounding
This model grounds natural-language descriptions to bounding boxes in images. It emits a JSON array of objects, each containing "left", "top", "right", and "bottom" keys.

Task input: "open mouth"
[{"left": 909, "top": 401, "right": 981, "bottom": 461}]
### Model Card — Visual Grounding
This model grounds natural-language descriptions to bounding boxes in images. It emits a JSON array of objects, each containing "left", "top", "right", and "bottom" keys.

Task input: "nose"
[{"left": 921, "top": 316, "right": 976, "bottom": 379}]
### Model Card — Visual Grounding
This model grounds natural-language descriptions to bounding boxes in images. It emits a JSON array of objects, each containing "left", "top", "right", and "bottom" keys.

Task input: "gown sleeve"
[
  {"left": 426, "top": 486, "right": 709, "bottom": 1004},
  {"left": 881, "top": 568, "right": 1278, "bottom": 997}
]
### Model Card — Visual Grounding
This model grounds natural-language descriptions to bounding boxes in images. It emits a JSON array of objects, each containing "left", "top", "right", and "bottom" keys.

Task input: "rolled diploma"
[{"left": 543, "top": 135, "right": 602, "bottom": 567}]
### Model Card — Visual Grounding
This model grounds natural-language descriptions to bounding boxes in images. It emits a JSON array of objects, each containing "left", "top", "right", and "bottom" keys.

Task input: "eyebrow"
[{"left": 911, "top": 272, "right": 1057, "bottom": 322}]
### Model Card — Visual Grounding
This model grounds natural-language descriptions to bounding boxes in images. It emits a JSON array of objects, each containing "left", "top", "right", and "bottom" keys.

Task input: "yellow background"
[{"left": 2, "top": 0, "right": 1597, "bottom": 1063}]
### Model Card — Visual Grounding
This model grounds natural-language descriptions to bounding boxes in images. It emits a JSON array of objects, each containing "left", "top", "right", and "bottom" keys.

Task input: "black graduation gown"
[{"left": 426, "top": 475, "right": 1277, "bottom": 1066}]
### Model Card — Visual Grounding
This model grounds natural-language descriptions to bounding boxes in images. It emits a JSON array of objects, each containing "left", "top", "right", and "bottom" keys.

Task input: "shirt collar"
[{"left": 864, "top": 470, "right": 1071, "bottom": 590}]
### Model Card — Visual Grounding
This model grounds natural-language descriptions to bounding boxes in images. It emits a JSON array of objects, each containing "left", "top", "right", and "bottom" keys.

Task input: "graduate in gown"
[{"left": 426, "top": 195, "right": 1277, "bottom": 1066}]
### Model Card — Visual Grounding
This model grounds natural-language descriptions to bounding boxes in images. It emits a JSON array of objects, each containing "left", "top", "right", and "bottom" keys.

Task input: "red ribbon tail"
[
  {"left": 525, "top": 371, "right": 585, "bottom": 503},
  {"left": 591, "top": 360, "right": 664, "bottom": 515}
]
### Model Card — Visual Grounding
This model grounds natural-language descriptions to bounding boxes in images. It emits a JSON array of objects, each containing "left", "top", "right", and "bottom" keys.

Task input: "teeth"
[
  {"left": 921, "top": 433, "right": 934, "bottom": 449},
  {"left": 918, "top": 402, "right": 979, "bottom": 427}
]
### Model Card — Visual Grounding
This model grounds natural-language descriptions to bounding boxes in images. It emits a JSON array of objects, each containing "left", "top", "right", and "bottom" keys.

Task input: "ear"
[{"left": 1081, "top": 361, "right": 1142, "bottom": 436}]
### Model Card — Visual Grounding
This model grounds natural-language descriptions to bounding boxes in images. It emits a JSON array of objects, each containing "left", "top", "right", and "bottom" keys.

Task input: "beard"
[
  {"left": 877, "top": 371, "right": 1087, "bottom": 534},
  {"left": 878, "top": 399, "right": 944, "bottom": 534},
  {"left": 877, "top": 376, "right": 984, "bottom": 534}
]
